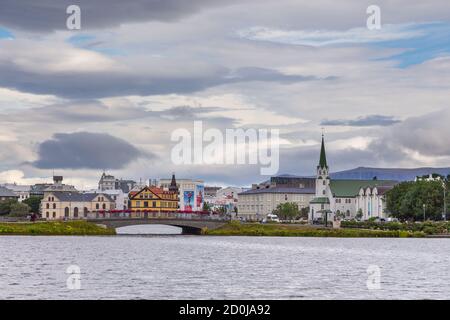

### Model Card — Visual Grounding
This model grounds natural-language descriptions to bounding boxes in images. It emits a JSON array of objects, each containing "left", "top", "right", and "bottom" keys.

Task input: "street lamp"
[
  {"left": 443, "top": 180, "right": 447, "bottom": 221},
  {"left": 423, "top": 203, "right": 426, "bottom": 222}
]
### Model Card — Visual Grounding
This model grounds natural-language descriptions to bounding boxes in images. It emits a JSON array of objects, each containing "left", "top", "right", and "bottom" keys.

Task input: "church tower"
[{"left": 315, "top": 134, "right": 330, "bottom": 197}]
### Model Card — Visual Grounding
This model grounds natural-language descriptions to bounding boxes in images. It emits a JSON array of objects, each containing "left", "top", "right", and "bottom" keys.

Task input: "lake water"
[{"left": 1, "top": 225, "right": 450, "bottom": 299}]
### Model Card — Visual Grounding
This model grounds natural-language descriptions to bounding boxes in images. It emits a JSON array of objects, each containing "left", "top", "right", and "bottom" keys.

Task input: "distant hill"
[{"left": 330, "top": 167, "right": 450, "bottom": 182}]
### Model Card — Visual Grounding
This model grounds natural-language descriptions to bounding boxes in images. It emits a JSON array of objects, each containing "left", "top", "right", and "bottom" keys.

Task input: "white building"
[
  {"left": 98, "top": 172, "right": 116, "bottom": 191},
  {"left": 159, "top": 177, "right": 204, "bottom": 211},
  {"left": 309, "top": 135, "right": 397, "bottom": 222},
  {"left": 238, "top": 187, "right": 314, "bottom": 221},
  {"left": 88, "top": 188, "right": 128, "bottom": 211},
  {"left": 205, "top": 186, "right": 243, "bottom": 215},
  {"left": 1, "top": 183, "right": 31, "bottom": 202}
]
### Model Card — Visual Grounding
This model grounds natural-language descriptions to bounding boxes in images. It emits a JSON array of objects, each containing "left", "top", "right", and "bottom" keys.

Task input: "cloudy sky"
[{"left": 0, "top": 0, "right": 450, "bottom": 188}]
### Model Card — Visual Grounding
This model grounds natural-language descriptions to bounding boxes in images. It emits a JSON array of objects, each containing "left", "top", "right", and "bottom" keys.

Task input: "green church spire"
[{"left": 319, "top": 134, "right": 328, "bottom": 168}]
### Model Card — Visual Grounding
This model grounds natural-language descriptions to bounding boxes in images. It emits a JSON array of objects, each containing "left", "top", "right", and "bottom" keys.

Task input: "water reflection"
[{"left": 116, "top": 224, "right": 182, "bottom": 235}]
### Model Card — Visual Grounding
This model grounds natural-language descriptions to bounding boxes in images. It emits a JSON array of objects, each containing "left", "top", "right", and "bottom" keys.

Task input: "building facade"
[
  {"left": 238, "top": 187, "right": 315, "bottom": 221},
  {"left": 1, "top": 184, "right": 30, "bottom": 202},
  {"left": 41, "top": 192, "right": 115, "bottom": 220},
  {"left": 0, "top": 186, "right": 18, "bottom": 201},
  {"left": 129, "top": 186, "right": 178, "bottom": 215}
]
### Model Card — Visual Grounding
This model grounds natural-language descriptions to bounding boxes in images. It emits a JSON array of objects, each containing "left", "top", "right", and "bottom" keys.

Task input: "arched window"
[
  {"left": 96, "top": 203, "right": 99, "bottom": 210},
  {"left": 84, "top": 207, "right": 88, "bottom": 217},
  {"left": 64, "top": 207, "right": 69, "bottom": 218},
  {"left": 46, "top": 203, "right": 49, "bottom": 209},
  {"left": 73, "top": 207, "right": 79, "bottom": 218},
  {"left": 102, "top": 203, "right": 106, "bottom": 210}
]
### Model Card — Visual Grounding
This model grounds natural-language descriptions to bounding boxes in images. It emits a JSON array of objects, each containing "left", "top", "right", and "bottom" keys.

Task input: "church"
[{"left": 308, "top": 135, "right": 398, "bottom": 222}]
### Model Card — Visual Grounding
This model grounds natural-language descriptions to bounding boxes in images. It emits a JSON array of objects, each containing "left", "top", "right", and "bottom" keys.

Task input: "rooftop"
[
  {"left": 330, "top": 179, "right": 398, "bottom": 197},
  {"left": 238, "top": 187, "right": 315, "bottom": 195},
  {"left": 0, "top": 186, "right": 17, "bottom": 198}
]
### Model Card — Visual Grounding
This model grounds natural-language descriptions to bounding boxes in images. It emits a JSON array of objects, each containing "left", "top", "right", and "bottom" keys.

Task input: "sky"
[{"left": 0, "top": 0, "right": 450, "bottom": 189}]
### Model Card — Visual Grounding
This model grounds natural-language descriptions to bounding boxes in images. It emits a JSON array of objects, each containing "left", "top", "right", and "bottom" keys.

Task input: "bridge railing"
[{"left": 86, "top": 210, "right": 225, "bottom": 221}]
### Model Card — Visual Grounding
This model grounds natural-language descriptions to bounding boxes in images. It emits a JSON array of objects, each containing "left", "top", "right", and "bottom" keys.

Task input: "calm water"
[{"left": 1, "top": 227, "right": 450, "bottom": 299}]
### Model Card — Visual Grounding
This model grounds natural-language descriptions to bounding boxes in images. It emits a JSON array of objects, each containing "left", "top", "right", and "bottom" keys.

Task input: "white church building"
[{"left": 308, "top": 135, "right": 397, "bottom": 222}]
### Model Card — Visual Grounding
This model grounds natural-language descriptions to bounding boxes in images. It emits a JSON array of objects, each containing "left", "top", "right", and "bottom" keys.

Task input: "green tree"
[
  {"left": 23, "top": 196, "right": 42, "bottom": 214},
  {"left": 202, "top": 201, "right": 212, "bottom": 212},
  {"left": 9, "top": 202, "right": 30, "bottom": 217},
  {"left": 0, "top": 199, "right": 17, "bottom": 216},
  {"left": 386, "top": 180, "right": 447, "bottom": 221},
  {"left": 299, "top": 206, "right": 309, "bottom": 219},
  {"left": 274, "top": 202, "right": 299, "bottom": 220}
]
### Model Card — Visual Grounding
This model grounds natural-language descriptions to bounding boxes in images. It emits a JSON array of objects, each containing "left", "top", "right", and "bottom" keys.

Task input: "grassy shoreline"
[
  {"left": 204, "top": 222, "right": 426, "bottom": 238},
  {"left": 0, "top": 221, "right": 116, "bottom": 236}
]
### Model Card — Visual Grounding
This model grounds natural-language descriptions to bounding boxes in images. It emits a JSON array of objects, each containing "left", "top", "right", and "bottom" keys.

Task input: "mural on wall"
[
  {"left": 196, "top": 185, "right": 204, "bottom": 209},
  {"left": 183, "top": 190, "right": 194, "bottom": 211}
]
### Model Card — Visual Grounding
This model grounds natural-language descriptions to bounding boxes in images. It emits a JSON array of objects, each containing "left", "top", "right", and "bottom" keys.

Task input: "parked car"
[{"left": 262, "top": 214, "right": 280, "bottom": 223}]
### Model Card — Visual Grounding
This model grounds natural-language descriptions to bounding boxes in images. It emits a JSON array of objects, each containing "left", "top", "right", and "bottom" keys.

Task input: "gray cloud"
[
  {"left": 377, "top": 109, "right": 450, "bottom": 157},
  {"left": 0, "top": 0, "right": 237, "bottom": 32},
  {"left": 31, "top": 132, "right": 146, "bottom": 169},
  {"left": 321, "top": 115, "right": 401, "bottom": 127},
  {"left": 0, "top": 56, "right": 326, "bottom": 98}
]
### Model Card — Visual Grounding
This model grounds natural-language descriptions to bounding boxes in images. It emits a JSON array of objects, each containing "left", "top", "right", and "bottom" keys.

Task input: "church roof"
[
  {"left": 319, "top": 135, "right": 328, "bottom": 168},
  {"left": 330, "top": 179, "right": 397, "bottom": 197},
  {"left": 310, "top": 197, "right": 330, "bottom": 204}
]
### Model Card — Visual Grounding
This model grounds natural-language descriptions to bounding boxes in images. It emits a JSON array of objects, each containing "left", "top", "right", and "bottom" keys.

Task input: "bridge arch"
[{"left": 87, "top": 218, "right": 225, "bottom": 235}]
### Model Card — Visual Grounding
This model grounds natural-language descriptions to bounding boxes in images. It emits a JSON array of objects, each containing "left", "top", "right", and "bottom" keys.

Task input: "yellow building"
[{"left": 129, "top": 186, "right": 178, "bottom": 217}]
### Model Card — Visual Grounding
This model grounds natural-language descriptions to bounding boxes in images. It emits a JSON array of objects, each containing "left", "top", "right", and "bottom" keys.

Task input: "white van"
[{"left": 262, "top": 214, "right": 280, "bottom": 223}]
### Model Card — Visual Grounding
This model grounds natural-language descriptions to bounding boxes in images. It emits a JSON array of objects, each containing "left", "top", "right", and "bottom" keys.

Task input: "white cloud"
[{"left": 237, "top": 24, "right": 425, "bottom": 47}]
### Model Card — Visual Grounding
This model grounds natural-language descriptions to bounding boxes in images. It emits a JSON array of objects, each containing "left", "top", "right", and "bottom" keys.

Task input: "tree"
[
  {"left": 386, "top": 180, "right": 448, "bottom": 221},
  {"left": 274, "top": 202, "right": 299, "bottom": 220},
  {"left": 9, "top": 202, "right": 31, "bottom": 217},
  {"left": 355, "top": 209, "right": 363, "bottom": 221},
  {"left": 23, "top": 196, "right": 42, "bottom": 214},
  {"left": 202, "top": 201, "right": 212, "bottom": 212},
  {"left": 299, "top": 206, "right": 309, "bottom": 219},
  {"left": 0, "top": 199, "right": 17, "bottom": 216}
]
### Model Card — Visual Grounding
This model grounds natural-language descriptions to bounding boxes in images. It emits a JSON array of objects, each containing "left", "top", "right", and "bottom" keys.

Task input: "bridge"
[{"left": 88, "top": 218, "right": 227, "bottom": 235}]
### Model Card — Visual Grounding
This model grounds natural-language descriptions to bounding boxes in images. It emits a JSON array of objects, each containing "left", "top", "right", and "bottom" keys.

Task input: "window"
[
  {"left": 96, "top": 203, "right": 100, "bottom": 210},
  {"left": 102, "top": 203, "right": 106, "bottom": 210},
  {"left": 144, "top": 201, "right": 148, "bottom": 208},
  {"left": 74, "top": 207, "right": 79, "bottom": 218},
  {"left": 64, "top": 207, "right": 69, "bottom": 217},
  {"left": 46, "top": 212, "right": 49, "bottom": 218},
  {"left": 323, "top": 180, "right": 326, "bottom": 185},
  {"left": 152, "top": 201, "right": 156, "bottom": 208},
  {"left": 46, "top": 203, "right": 49, "bottom": 209},
  {"left": 53, "top": 203, "right": 56, "bottom": 209}
]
